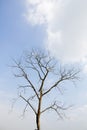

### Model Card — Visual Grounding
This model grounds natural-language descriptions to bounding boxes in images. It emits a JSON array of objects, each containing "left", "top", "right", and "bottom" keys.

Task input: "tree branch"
[
  {"left": 26, "top": 59, "right": 43, "bottom": 80},
  {"left": 43, "top": 68, "right": 80, "bottom": 96},
  {"left": 21, "top": 103, "right": 28, "bottom": 117},
  {"left": 13, "top": 60, "right": 39, "bottom": 100},
  {"left": 39, "top": 69, "right": 49, "bottom": 92},
  {"left": 41, "top": 101, "right": 67, "bottom": 119},
  {"left": 43, "top": 79, "right": 62, "bottom": 96},
  {"left": 20, "top": 94, "right": 37, "bottom": 115}
]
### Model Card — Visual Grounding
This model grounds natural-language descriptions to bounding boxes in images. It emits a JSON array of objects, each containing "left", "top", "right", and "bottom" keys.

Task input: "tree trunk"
[
  {"left": 36, "top": 91, "right": 42, "bottom": 130},
  {"left": 36, "top": 113, "right": 40, "bottom": 130}
]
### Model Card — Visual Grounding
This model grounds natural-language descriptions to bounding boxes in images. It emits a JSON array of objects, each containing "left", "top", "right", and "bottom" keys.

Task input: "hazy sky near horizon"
[{"left": 0, "top": 0, "right": 87, "bottom": 130}]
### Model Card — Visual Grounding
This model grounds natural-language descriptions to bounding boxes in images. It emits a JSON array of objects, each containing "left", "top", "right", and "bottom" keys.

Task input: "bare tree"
[{"left": 12, "top": 50, "right": 80, "bottom": 130}]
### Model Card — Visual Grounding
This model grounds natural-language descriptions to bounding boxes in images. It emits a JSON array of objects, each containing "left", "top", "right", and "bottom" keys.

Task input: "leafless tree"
[{"left": 12, "top": 50, "right": 80, "bottom": 130}]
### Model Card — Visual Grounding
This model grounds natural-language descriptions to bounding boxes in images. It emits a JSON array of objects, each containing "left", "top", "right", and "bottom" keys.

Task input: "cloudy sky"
[{"left": 0, "top": 0, "right": 87, "bottom": 130}]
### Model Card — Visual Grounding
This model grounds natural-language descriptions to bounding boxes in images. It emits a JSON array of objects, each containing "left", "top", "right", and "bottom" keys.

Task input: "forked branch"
[
  {"left": 13, "top": 60, "right": 39, "bottom": 100},
  {"left": 43, "top": 68, "right": 80, "bottom": 96},
  {"left": 41, "top": 101, "right": 68, "bottom": 119},
  {"left": 20, "top": 94, "right": 37, "bottom": 115}
]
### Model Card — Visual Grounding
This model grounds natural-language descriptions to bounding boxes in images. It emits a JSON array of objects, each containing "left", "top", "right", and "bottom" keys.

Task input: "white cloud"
[
  {"left": 24, "top": 0, "right": 87, "bottom": 63},
  {"left": 24, "top": 0, "right": 56, "bottom": 25}
]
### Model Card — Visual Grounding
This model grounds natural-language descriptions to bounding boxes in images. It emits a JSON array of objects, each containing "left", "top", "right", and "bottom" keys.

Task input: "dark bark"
[
  {"left": 36, "top": 113, "right": 40, "bottom": 130},
  {"left": 36, "top": 90, "right": 42, "bottom": 130}
]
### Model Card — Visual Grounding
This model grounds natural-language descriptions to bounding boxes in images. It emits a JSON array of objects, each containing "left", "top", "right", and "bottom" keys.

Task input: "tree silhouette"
[{"left": 12, "top": 50, "right": 80, "bottom": 130}]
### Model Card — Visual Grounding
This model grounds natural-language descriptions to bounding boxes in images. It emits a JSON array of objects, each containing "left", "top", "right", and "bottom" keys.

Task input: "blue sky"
[{"left": 0, "top": 0, "right": 87, "bottom": 130}]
